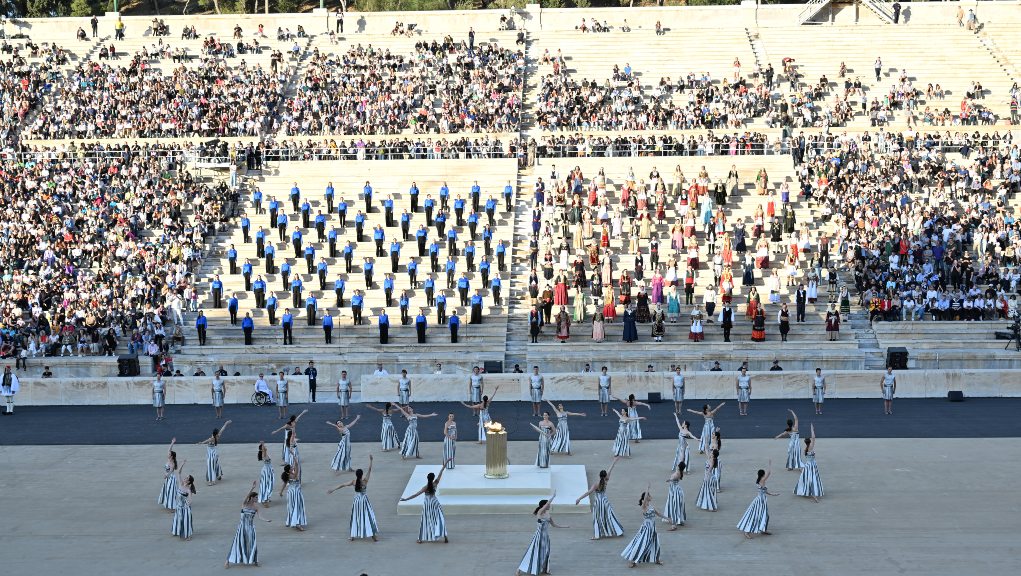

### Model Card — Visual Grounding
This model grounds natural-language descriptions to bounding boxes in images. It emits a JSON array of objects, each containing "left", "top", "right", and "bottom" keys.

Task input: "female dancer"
[
  {"left": 794, "top": 424, "right": 824, "bottom": 502},
  {"left": 517, "top": 491, "right": 567, "bottom": 576},
  {"left": 328, "top": 455, "right": 378, "bottom": 542},
  {"left": 271, "top": 409, "right": 308, "bottom": 465},
  {"left": 695, "top": 448, "right": 720, "bottom": 511},
  {"left": 574, "top": 458, "right": 624, "bottom": 540},
  {"left": 461, "top": 386, "right": 499, "bottom": 443},
  {"left": 611, "top": 407, "right": 645, "bottom": 458},
  {"left": 672, "top": 414, "right": 698, "bottom": 472},
  {"left": 775, "top": 410, "right": 804, "bottom": 470},
  {"left": 336, "top": 370, "right": 352, "bottom": 419},
  {"left": 620, "top": 486, "right": 665, "bottom": 568},
  {"left": 442, "top": 413, "right": 457, "bottom": 469},
  {"left": 158, "top": 438, "right": 179, "bottom": 511},
  {"left": 257, "top": 442, "right": 274, "bottom": 506},
  {"left": 399, "top": 459, "right": 453, "bottom": 543},
  {"left": 711, "top": 428, "right": 724, "bottom": 491},
  {"left": 211, "top": 372, "right": 226, "bottom": 418},
  {"left": 327, "top": 415, "right": 361, "bottom": 473},
  {"left": 688, "top": 402, "right": 725, "bottom": 453},
  {"left": 664, "top": 461, "right": 686, "bottom": 530},
  {"left": 530, "top": 413, "right": 556, "bottom": 469},
  {"left": 737, "top": 461, "right": 778, "bottom": 538},
  {"left": 171, "top": 460, "right": 196, "bottom": 540},
  {"left": 280, "top": 449, "right": 306, "bottom": 531},
  {"left": 225, "top": 481, "right": 271, "bottom": 568},
  {"left": 394, "top": 404, "right": 439, "bottom": 459},
  {"left": 467, "top": 367, "right": 484, "bottom": 414},
  {"left": 152, "top": 373, "right": 166, "bottom": 421},
  {"left": 198, "top": 420, "right": 231, "bottom": 486},
  {"left": 546, "top": 400, "right": 587, "bottom": 455},
  {"left": 881, "top": 367, "right": 897, "bottom": 415},
  {"left": 365, "top": 403, "right": 401, "bottom": 451},
  {"left": 612, "top": 394, "right": 650, "bottom": 443}
]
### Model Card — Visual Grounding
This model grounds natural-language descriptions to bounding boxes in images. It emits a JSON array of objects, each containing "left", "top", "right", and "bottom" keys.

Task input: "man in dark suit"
[
  {"left": 720, "top": 305, "right": 734, "bottom": 343},
  {"left": 796, "top": 284, "right": 808, "bottom": 323}
]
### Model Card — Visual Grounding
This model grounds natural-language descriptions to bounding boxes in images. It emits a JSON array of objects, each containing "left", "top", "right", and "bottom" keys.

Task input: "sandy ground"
[{"left": 1, "top": 438, "right": 1018, "bottom": 576}]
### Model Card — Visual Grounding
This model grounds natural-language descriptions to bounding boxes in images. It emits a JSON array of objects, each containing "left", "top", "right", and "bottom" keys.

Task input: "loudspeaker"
[
  {"left": 886, "top": 346, "right": 909, "bottom": 370},
  {"left": 648, "top": 392, "right": 662, "bottom": 403},
  {"left": 117, "top": 355, "right": 140, "bottom": 377},
  {"left": 483, "top": 360, "right": 503, "bottom": 374},
  {"left": 947, "top": 391, "right": 965, "bottom": 402}
]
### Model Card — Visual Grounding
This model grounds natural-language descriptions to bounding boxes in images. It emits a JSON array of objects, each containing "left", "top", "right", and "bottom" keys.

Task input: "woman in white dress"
[
  {"left": 687, "top": 402, "right": 725, "bottom": 453},
  {"left": 620, "top": 486, "right": 666, "bottom": 567},
  {"left": 327, "top": 415, "right": 361, "bottom": 473},
  {"left": 774, "top": 409, "right": 803, "bottom": 470},
  {"left": 336, "top": 370, "right": 352, "bottom": 419},
  {"left": 394, "top": 404, "right": 439, "bottom": 460},
  {"left": 517, "top": 491, "right": 568, "bottom": 576},
  {"left": 198, "top": 421, "right": 232, "bottom": 486},
  {"left": 612, "top": 394, "right": 650, "bottom": 443},
  {"left": 158, "top": 438, "right": 179, "bottom": 511},
  {"left": 211, "top": 374, "right": 226, "bottom": 419},
  {"left": 461, "top": 387, "right": 500, "bottom": 443},
  {"left": 546, "top": 400, "right": 587, "bottom": 455},
  {"left": 794, "top": 424, "right": 824, "bottom": 502},
  {"left": 664, "top": 461, "right": 686, "bottom": 530},
  {"left": 672, "top": 414, "right": 698, "bottom": 472},
  {"left": 399, "top": 459, "right": 453, "bottom": 544},
  {"left": 328, "top": 455, "right": 378, "bottom": 541},
  {"left": 530, "top": 413, "right": 556, "bottom": 469},
  {"left": 364, "top": 403, "right": 401, "bottom": 451},
  {"left": 737, "top": 461, "right": 779, "bottom": 538},
  {"left": 257, "top": 442, "right": 274, "bottom": 506},
  {"left": 574, "top": 458, "right": 624, "bottom": 540}
]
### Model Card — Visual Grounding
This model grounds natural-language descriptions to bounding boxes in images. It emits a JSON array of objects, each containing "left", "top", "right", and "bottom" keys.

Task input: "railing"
[
  {"left": 537, "top": 139, "right": 785, "bottom": 158},
  {"left": 797, "top": 0, "right": 832, "bottom": 25},
  {"left": 860, "top": 0, "right": 896, "bottom": 24}
]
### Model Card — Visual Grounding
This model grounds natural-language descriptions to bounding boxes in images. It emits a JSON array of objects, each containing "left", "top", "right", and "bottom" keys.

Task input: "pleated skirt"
[
  {"left": 590, "top": 491, "right": 624, "bottom": 538},
  {"left": 418, "top": 493, "right": 447, "bottom": 542},
  {"left": 285, "top": 481, "right": 307, "bottom": 527},
  {"left": 350, "top": 491, "right": 379, "bottom": 539}
]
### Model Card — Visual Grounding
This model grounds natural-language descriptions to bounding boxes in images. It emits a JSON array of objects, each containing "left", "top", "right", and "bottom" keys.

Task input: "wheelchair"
[{"left": 251, "top": 391, "right": 272, "bottom": 406}]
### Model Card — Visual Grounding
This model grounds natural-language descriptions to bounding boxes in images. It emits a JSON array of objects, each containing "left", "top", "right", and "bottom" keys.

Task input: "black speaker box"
[{"left": 947, "top": 391, "right": 965, "bottom": 402}]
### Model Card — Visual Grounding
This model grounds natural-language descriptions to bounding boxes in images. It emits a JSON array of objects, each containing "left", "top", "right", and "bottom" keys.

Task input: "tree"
[{"left": 69, "top": 0, "right": 94, "bottom": 16}]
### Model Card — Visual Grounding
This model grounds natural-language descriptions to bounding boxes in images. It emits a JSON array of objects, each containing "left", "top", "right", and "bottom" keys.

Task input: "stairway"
[
  {"left": 797, "top": 0, "right": 832, "bottom": 25},
  {"left": 849, "top": 310, "right": 886, "bottom": 369},
  {"left": 860, "top": 0, "right": 896, "bottom": 25}
]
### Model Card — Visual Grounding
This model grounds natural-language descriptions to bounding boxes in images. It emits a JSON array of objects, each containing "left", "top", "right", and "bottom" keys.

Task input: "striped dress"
[
  {"left": 698, "top": 416, "right": 715, "bottom": 453},
  {"left": 350, "top": 488, "right": 378, "bottom": 539},
  {"left": 664, "top": 478, "right": 686, "bottom": 526},
  {"left": 589, "top": 489, "right": 624, "bottom": 539},
  {"left": 477, "top": 407, "right": 491, "bottom": 443},
  {"left": 620, "top": 507, "right": 661, "bottom": 565},
  {"left": 550, "top": 413, "right": 571, "bottom": 454},
  {"left": 226, "top": 508, "right": 258, "bottom": 565},
  {"left": 673, "top": 432, "right": 691, "bottom": 472},
  {"left": 517, "top": 515, "right": 551, "bottom": 575},
  {"left": 696, "top": 461, "right": 718, "bottom": 511},
  {"left": 282, "top": 430, "right": 299, "bottom": 465},
  {"left": 381, "top": 414, "right": 400, "bottom": 451},
  {"left": 785, "top": 432, "right": 804, "bottom": 470},
  {"left": 401, "top": 415, "right": 420, "bottom": 458},
  {"left": 257, "top": 458, "right": 274, "bottom": 504},
  {"left": 443, "top": 422, "right": 456, "bottom": 469},
  {"left": 736, "top": 484, "right": 770, "bottom": 534},
  {"left": 285, "top": 478, "right": 307, "bottom": 528},
  {"left": 794, "top": 451, "right": 824, "bottom": 498},
  {"left": 535, "top": 426, "right": 552, "bottom": 468},
  {"left": 158, "top": 464, "right": 178, "bottom": 510},
  {"left": 330, "top": 429, "right": 352, "bottom": 472},
  {"left": 612, "top": 418, "right": 631, "bottom": 457},
  {"left": 206, "top": 444, "right": 222, "bottom": 484},
  {"left": 418, "top": 491, "right": 447, "bottom": 542},
  {"left": 626, "top": 406, "right": 642, "bottom": 440},
  {"left": 171, "top": 488, "right": 193, "bottom": 539}
]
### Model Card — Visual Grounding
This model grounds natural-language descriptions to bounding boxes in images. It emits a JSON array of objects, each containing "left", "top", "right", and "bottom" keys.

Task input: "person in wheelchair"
[{"left": 254, "top": 372, "right": 274, "bottom": 403}]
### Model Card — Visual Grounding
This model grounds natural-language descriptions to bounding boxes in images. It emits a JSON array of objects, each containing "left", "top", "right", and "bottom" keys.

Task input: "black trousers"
[
  {"left": 243, "top": 327, "right": 253, "bottom": 345},
  {"left": 324, "top": 327, "right": 332, "bottom": 344},
  {"left": 309, "top": 381, "right": 317, "bottom": 402},
  {"left": 197, "top": 326, "right": 207, "bottom": 345},
  {"left": 450, "top": 325, "right": 458, "bottom": 343},
  {"left": 282, "top": 323, "right": 293, "bottom": 344}
]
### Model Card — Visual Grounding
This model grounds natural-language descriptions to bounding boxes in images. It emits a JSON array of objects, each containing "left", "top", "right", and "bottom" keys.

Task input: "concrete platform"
[{"left": 397, "top": 464, "right": 590, "bottom": 515}]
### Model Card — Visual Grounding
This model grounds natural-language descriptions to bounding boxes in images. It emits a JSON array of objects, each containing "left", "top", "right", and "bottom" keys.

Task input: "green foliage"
[
  {"left": 543, "top": 0, "right": 564, "bottom": 8},
  {"left": 25, "top": 0, "right": 59, "bottom": 16},
  {"left": 69, "top": 0, "right": 94, "bottom": 16},
  {"left": 572, "top": 0, "right": 590, "bottom": 7},
  {"left": 275, "top": 0, "right": 296, "bottom": 12}
]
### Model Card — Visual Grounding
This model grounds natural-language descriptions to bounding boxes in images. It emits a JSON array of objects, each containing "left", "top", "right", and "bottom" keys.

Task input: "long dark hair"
[
  {"left": 185, "top": 475, "right": 197, "bottom": 495},
  {"left": 169, "top": 450, "right": 178, "bottom": 470},
  {"left": 675, "top": 462, "right": 685, "bottom": 479},
  {"left": 355, "top": 468, "right": 364, "bottom": 492},
  {"left": 804, "top": 437, "right": 813, "bottom": 455},
  {"left": 714, "top": 429, "right": 722, "bottom": 450},
  {"left": 597, "top": 470, "right": 608, "bottom": 492},
  {"left": 756, "top": 469, "right": 766, "bottom": 484},
  {"left": 482, "top": 395, "right": 489, "bottom": 408},
  {"left": 384, "top": 402, "right": 392, "bottom": 414},
  {"left": 211, "top": 428, "right": 219, "bottom": 445},
  {"left": 627, "top": 393, "right": 636, "bottom": 407},
  {"left": 702, "top": 403, "right": 710, "bottom": 414},
  {"left": 257, "top": 444, "right": 264, "bottom": 461},
  {"left": 637, "top": 491, "right": 647, "bottom": 505},
  {"left": 281, "top": 464, "right": 292, "bottom": 484},
  {"left": 533, "top": 499, "right": 549, "bottom": 515},
  {"left": 425, "top": 472, "right": 436, "bottom": 495},
  {"left": 785, "top": 418, "right": 794, "bottom": 432}
]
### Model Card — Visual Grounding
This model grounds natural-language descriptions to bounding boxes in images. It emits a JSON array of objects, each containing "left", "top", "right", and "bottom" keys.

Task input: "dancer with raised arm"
[
  {"left": 672, "top": 414, "right": 698, "bottom": 472},
  {"left": 695, "top": 448, "right": 719, "bottom": 511},
  {"left": 257, "top": 442, "right": 274, "bottom": 507},
  {"left": 328, "top": 455, "right": 378, "bottom": 542},
  {"left": 442, "top": 413, "right": 457, "bottom": 468},
  {"left": 171, "top": 459, "right": 196, "bottom": 540},
  {"left": 327, "top": 415, "right": 361, "bottom": 473},
  {"left": 517, "top": 491, "right": 568, "bottom": 576},
  {"left": 530, "top": 413, "right": 556, "bottom": 469},
  {"left": 365, "top": 403, "right": 401, "bottom": 451},
  {"left": 612, "top": 394, "right": 650, "bottom": 443},
  {"left": 774, "top": 409, "right": 803, "bottom": 470},
  {"left": 574, "top": 457, "right": 624, "bottom": 540},
  {"left": 198, "top": 420, "right": 231, "bottom": 486},
  {"left": 158, "top": 438, "right": 179, "bottom": 511},
  {"left": 225, "top": 481, "right": 271, "bottom": 568},
  {"left": 280, "top": 448, "right": 307, "bottom": 531},
  {"left": 611, "top": 407, "right": 646, "bottom": 458},
  {"left": 393, "top": 404, "right": 439, "bottom": 460},
  {"left": 794, "top": 424, "right": 824, "bottom": 502},
  {"left": 687, "top": 402, "right": 725, "bottom": 454},
  {"left": 664, "top": 461, "right": 687, "bottom": 530},
  {"left": 620, "top": 485, "right": 666, "bottom": 568},
  {"left": 546, "top": 400, "right": 586, "bottom": 455},
  {"left": 271, "top": 409, "right": 308, "bottom": 465},
  {"left": 399, "top": 459, "right": 454, "bottom": 543},
  {"left": 461, "top": 386, "right": 499, "bottom": 443},
  {"left": 737, "top": 460, "right": 778, "bottom": 538}
]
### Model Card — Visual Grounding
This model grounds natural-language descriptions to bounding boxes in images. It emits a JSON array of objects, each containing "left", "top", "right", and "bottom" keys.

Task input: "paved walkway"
[
  {"left": 2, "top": 398, "right": 1020, "bottom": 446},
  {"left": 1, "top": 438, "right": 1017, "bottom": 576}
]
